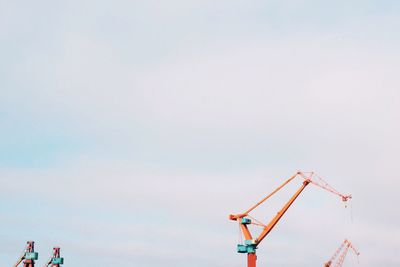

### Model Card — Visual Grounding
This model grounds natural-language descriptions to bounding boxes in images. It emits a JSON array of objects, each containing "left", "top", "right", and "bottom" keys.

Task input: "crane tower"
[
  {"left": 13, "top": 241, "right": 38, "bottom": 267},
  {"left": 43, "top": 247, "right": 64, "bottom": 267}
]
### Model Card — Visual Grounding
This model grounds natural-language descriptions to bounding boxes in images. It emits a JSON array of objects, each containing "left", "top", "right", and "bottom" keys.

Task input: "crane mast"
[{"left": 229, "top": 171, "right": 351, "bottom": 267}]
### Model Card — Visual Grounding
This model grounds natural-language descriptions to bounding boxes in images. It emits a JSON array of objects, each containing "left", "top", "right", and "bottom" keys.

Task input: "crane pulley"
[{"left": 229, "top": 171, "right": 351, "bottom": 267}]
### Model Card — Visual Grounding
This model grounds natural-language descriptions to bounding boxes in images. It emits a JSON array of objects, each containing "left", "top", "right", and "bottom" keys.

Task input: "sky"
[{"left": 1, "top": 0, "right": 400, "bottom": 266}]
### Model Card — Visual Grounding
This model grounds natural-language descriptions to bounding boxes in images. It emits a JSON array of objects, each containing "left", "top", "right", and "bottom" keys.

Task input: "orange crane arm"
[
  {"left": 243, "top": 173, "right": 299, "bottom": 216},
  {"left": 230, "top": 171, "right": 351, "bottom": 222},
  {"left": 256, "top": 179, "right": 310, "bottom": 244},
  {"left": 229, "top": 173, "right": 302, "bottom": 242},
  {"left": 231, "top": 178, "right": 310, "bottom": 244}
]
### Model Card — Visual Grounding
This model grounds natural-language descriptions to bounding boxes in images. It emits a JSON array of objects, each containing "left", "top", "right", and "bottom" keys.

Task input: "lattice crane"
[
  {"left": 43, "top": 247, "right": 64, "bottom": 267},
  {"left": 324, "top": 239, "right": 359, "bottom": 267},
  {"left": 13, "top": 241, "right": 38, "bottom": 267},
  {"left": 229, "top": 171, "right": 351, "bottom": 267}
]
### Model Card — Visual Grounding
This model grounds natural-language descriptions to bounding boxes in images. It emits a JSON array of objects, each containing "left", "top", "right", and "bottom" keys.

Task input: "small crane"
[
  {"left": 13, "top": 241, "right": 38, "bottom": 267},
  {"left": 229, "top": 171, "right": 351, "bottom": 267},
  {"left": 324, "top": 239, "right": 360, "bottom": 267},
  {"left": 43, "top": 247, "right": 64, "bottom": 267}
]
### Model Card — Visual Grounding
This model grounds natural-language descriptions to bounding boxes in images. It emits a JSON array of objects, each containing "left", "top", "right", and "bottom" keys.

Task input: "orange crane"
[
  {"left": 43, "top": 247, "right": 64, "bottom": 267},
  {"left": 13, "top": 241, "right": 38, "bottom": 267},
  {"left": 229, "top": 171, "right": 351, "bottom": 267},
  {"left": 324, "top": 239, "right": 360, "bottom": 267}
]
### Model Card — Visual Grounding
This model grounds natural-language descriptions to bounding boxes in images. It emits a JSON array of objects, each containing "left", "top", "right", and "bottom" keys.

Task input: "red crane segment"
[
  {"left": 229, "top": 171, "right": 351, "bottom": 267},
  {"left": 325, "top": 239, "right": 360, "bottom": 267},
  {"left": 13, "top": 241, "right": 38, "bottom": 267}
]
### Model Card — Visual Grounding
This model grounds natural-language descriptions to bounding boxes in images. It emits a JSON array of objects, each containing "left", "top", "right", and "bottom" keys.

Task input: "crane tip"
[{"left": 342, "top": 195, "right": 352, "bottom": 202}]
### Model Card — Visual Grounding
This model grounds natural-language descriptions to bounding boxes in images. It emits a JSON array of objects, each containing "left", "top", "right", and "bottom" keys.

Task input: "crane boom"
[{"left": 257, "top": 179, "right": 309, "bottom": 244}]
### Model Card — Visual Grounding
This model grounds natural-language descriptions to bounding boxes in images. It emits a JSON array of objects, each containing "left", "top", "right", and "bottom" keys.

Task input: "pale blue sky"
[{"left": 1, "top": 1, "right": 400, "bottom": 266}]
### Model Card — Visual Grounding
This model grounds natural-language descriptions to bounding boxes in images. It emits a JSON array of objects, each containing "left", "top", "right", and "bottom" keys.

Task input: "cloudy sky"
[{"left": 1, "top": 1, "right": 400, "bottom": 266}]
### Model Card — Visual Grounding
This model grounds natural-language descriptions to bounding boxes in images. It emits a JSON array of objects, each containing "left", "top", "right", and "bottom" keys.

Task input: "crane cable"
[
  {"left": 298, "top": 172, "right": 351, "bottom": 202},
  {"left": 247, "top": 214, "right": 267, "bottom": 227}
]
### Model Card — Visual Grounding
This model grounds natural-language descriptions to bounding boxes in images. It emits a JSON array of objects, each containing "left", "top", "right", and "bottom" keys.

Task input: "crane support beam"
[
  {"left": 256, "top": 179, "right": 310, "bottom": 244},
  {"left": 240, "top": 223, "right": 253, "bottom": 241},
  {"left": 244, "top": 173, "right": 299, "bottom": 215}
]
